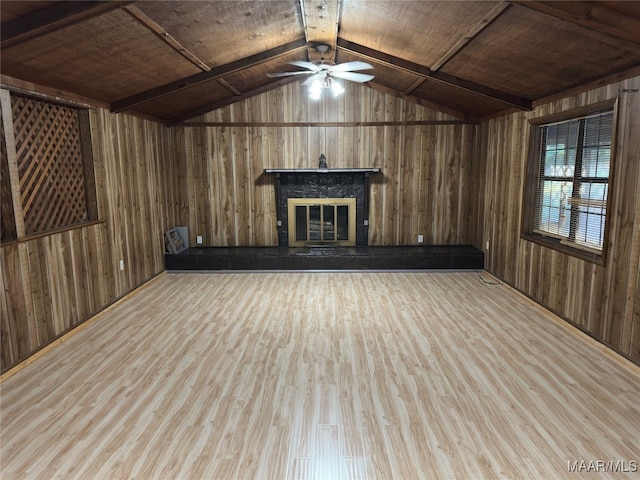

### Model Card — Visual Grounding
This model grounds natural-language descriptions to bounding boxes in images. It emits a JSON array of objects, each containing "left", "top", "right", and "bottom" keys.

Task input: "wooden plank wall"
[
  {"left": 476, "top": 76, "right": 640, "bottom": 364},
  {"left": 0, "top": 93, "right": 186, "bottom": 372},
  {"left": 174, "top": 82, "right": 476, "bottom": 247},
  {"left": 5, "top": 77, "right": 636, "bottom": 372}
]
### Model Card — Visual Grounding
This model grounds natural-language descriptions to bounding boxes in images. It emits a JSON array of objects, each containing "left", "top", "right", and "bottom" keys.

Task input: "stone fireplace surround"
[{"left": 263, "top": 168, "right": 380, "bottom": 247}]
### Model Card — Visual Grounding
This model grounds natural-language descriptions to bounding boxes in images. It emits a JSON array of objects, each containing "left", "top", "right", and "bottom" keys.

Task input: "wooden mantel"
[{"left": 264, "top": 168, "right": 381, "bottom": 175}]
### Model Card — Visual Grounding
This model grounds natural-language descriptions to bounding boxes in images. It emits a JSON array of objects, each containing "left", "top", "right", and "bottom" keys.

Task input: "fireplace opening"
[{"left": 287, "top": 198, "right": 356, "bottom": 246}]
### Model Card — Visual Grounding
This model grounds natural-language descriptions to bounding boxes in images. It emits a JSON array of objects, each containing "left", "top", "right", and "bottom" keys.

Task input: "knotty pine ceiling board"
[
  {"left": 591, "top": 1, "right": 640, "bottom": 17},
  {"left": 221, "top": 68, "right": 292, "bottom": 96},
  {"left": 217, "top": 50, "right": 308, "bottom": 93},
  {"left": 334, "top": 45, "right": 508, "bottom": 118},
  {"left": 441, "top": 5, "right": 640, "bottom": 99},
  {"left": 410, "top": 78, "right": 514, "bottom": 118},
  {"left": 338, "top": 0, "right": 505, "bottom": 69},
  {"left": 3, "top": 1, "right": 639, "bottom": 122},
  {"left": 0, "top": 1, "right": 58, "bottom": 22},
  {"left": 132, "top": 50, "right": 309, "bottom": 120},
  {"left": 134, "top": 0, "right": 304, "bottom": 68},
  {"left": 0, "top": 9, "right": 201, "bottom": 102},
  {"left": 131, "top": 79, "right": 234, "bottom": 120}
]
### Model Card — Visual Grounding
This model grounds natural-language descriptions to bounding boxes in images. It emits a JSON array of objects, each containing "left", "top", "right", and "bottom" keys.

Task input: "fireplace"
[
  {"left": 288, "top": 197, "right": 356, "bottom": 246},
  {"left": 263, "top": 167, "right": 380, "bottom": 247}
]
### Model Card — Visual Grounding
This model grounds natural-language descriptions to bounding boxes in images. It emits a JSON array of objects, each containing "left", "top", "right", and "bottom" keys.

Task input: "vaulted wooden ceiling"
[{"left": 2, "top": 1, "right": 640, "bottom": 124}]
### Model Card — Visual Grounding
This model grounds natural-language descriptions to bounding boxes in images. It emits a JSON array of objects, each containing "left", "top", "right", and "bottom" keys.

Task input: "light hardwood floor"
[{"left": 1, "top": 272, "right": 639, "bottom": 480}]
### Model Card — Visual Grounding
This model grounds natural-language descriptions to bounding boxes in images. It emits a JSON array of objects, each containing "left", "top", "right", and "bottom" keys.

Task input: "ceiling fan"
[{"left": 267, "top": 45, "right": 374, "bottom": 98}]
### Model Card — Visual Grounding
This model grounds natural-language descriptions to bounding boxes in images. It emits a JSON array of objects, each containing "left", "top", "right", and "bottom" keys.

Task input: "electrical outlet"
[
  {"left": 417, "top": 235, "right": 424, "bottom": 244},
  {"left": 486, "top": 241, "right": 490, "bottom": 250},
  {"left": 119, "top": 259, "right": 125, "bottom": 271},
  {"left": 196, "top": 235, "right": 203, "bottom": 245}
]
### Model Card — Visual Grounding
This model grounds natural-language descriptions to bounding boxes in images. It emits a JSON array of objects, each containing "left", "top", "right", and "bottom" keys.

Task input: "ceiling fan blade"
[
  {"left": 267, "top": 71, "right": 315, "bottom": 78},
  {"left": 330, "top": 71, "right": 375, "bottom": 83},
  {"left": 329, "top": 61, "right": 373, "bottom": 72},
  {"left": 287, "top": 60, "right": 321, "bottom": 71}
]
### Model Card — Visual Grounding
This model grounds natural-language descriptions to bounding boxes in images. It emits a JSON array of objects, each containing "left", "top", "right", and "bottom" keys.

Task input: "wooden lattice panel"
[
  {"left": 1, "top": 110, "right": 17, "bottom": 241},
  {"left": 11, "top": 95, "right": 88, "bottom": 234}
]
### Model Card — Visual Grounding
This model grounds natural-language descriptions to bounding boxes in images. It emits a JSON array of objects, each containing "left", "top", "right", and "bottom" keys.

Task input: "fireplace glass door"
[{"left": 287, "top": 198, "right": 356, "bottom": 246}]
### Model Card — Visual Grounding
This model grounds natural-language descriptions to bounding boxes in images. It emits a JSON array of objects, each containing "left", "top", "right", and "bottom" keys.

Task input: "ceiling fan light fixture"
[
  {"left": 331, "top": 79, "right": 344, "bottom": 97},
  {"left": 309, "top": 78, "right": 323, "bottom": 100},
  {"left": 308, "top": 74, "right": 344, "bottom": 99}
]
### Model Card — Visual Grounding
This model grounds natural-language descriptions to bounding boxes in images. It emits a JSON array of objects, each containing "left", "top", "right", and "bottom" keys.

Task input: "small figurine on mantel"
[{"left": 318, "top": 153, "right": 328, "bottom": 169}]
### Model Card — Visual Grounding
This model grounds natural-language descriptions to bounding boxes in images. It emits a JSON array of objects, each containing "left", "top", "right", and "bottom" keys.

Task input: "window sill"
[{"left": 521, "top": 232, "right": 605, "bottom": 266}]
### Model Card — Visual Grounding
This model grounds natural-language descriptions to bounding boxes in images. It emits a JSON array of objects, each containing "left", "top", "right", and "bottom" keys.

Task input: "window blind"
[{"left": 533, "top": 110, "right": 612, "bottom": 252}]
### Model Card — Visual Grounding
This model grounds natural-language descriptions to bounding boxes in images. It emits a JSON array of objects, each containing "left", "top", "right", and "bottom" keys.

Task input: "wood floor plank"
[{"left": 1, "top": 272, "right": 639, "bottom": 479}]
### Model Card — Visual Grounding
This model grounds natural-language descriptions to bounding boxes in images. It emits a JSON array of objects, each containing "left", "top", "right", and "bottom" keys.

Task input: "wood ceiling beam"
[
  {"left": 123, "top": 5, "right": 211, "bottom": 72},
  {"left": 511, "top": 1, "right": 640, "bottom": 45},
  {"left": 111, "top": 38, "right": 307, "bottom": 113},
  {"left": 337, "top": 38, "right": 532, "bottom": 111},
  {"left": 169, "top": 76, "right": 301, "bottom": 125},
  {"left": 299, "top": 0, "right": 341, "bottom": 63},
  {"left": 1, "top": 1, "right": 134, "bottom": 49}
]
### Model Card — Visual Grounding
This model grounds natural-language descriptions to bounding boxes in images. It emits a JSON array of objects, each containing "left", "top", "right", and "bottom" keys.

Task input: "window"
[{"left": 523, "top": 102, "right": 616, "bottom": 262}]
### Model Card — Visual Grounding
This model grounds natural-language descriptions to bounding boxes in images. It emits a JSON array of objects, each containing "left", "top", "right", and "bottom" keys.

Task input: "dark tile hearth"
[{"left": 165, "top": 245, "right": 484, "bottom": 271}]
